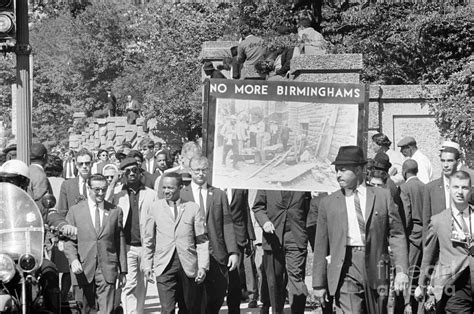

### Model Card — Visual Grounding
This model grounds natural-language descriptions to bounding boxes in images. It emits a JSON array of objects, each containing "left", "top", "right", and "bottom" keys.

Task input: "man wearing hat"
[
  {"left": 371, "top": 133, "right": 405, "bottom": 186},
  {"left": 312, "top": 145, "right": 409, "bottom": 314},
  {"left": 29, "top": 143, "right": 54, "bottom": 218},
  {"left": 397, "top": 136, "right": 433, "bottom": 184},
  {"left": 203, "top": 61, "right": 226, "bottom": 79},
  {"left": 111, "top": 157, "right": 157, "bottom": 313}
]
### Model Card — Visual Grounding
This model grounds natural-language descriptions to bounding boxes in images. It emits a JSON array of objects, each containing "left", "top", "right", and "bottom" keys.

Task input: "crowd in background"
[{"left": 0, "top": 130, "right": 473, "bottom": 313}]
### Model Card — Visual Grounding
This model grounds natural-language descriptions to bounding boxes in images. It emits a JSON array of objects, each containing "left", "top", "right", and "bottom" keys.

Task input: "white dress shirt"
[
  {"left": 443, "top": 176, "right": 451, "bottom": 210},
  {"left": 191, "top": 181, "right": 208, "bottom": 213},
  {"left": 78, "top": 176, "right": 87, "bottom": 196},
  {"left": 452, "top": 204, "right": 473, "bottom": 238},
  {"left": 87, "top": 198, "right": 105, "bottom": 228},
  {"left": 345, "top": 184, "right": 367, "bottom": 246},
  {"left": 411, "top": 150, "right": 433, "bottom": 184}
]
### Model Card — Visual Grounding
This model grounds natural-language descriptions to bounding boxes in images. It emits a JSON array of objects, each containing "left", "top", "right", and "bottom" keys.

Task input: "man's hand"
[
  {"left": 313, "top": 288, "right": 329, "bottom": 308},
  {"left": 195, "top": 268, "right": 206, "bottom": 284},
  {"left": 227, "top": 253, "right": 239, "bottom": 271},
  {"left": 404, "top": 304, "right": 412, "bottom": 314},
  {"left": 60, "top": 225, "right": 77, "bottom": 237},
  {"left": 71, "top": 259, "right": 83, "bottom": 274},
  {"left": 394, "top": 272, "right": 409, "bottom": 294},
  {"left": 414, "top": 286, "right": 425, "bottom": 301},
  {"left": 262, "top": 221, "right": 275, "bottom": 234},
  {"left": 118, "top": 273, "right": 127, "bottom": 288},
  {"left": 144, "top": 269, "right": 155, "bottom": 284}
]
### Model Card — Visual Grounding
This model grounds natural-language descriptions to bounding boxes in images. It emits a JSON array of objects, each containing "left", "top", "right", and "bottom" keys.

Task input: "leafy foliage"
[
  {"left": 428, "top": 61, "right": 473, "bottom": 150},
  {"left": 0, "top": 1, "right": 471, "bottom": 149}
]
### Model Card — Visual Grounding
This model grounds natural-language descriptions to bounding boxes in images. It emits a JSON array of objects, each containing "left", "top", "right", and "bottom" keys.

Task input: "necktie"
[
  {"left": 458, "top": 211, "right": 470, "bottom": 236},
  {"left": 198, "top": 186, "right": 205, "bottom": 217},
  {"left": 173, "top": 202, "right": 179, "bottom": 221},
  {"left": 95, "top": 204, "right": 101, "bottom": 234},
  {"left": 82, "top": 180, "right": 87, "bottom": 197},
  {"left": 354, "top": 190, "right": 366, "bottom": 244}
]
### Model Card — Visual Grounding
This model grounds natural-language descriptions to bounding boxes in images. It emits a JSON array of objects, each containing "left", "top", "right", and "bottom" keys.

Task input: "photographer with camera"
[{"left": 416, "top": 170, "right": 474, "bottom": 313}]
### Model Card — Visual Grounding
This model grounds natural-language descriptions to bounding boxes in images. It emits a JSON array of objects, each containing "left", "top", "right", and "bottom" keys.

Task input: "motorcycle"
[{"left": 0, "top": 182, "right": 80, "bottom": 313}]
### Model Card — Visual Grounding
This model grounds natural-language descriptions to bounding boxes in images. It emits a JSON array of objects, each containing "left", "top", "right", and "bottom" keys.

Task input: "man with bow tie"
[
  {"left": 416, "top": 170, "right": 474, "bottom": 313},
  {"left": 63, "top": 174, "right": 127, "bottom": 313}
]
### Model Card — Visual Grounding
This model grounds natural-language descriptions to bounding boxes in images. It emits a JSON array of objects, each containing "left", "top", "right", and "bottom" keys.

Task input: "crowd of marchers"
[{"left": 0, "top": 132, "right": 473, "bottom": 314}]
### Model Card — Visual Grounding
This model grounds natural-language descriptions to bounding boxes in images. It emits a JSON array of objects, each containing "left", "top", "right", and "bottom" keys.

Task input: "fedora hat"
[
  {"left": 332, "top": 146, "right": 367, "bottom": 166},
  {"left": 373, "top": 152, "right": 392, "bottom": 172}
]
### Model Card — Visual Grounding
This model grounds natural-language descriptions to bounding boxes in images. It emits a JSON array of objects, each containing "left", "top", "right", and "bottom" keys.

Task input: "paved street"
[{"left": 144, "top": 276, "right": 316, "bottom": 313}]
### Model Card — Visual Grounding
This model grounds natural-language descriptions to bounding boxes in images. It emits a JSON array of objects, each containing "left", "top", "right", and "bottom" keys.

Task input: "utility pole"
[{"left": 15, "top": 0, "right": 31, "bottom": 164}]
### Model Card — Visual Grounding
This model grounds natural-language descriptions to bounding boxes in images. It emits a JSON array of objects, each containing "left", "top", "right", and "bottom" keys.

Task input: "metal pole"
[{"left": 15, "top": 0, "right": 31, "bottom": 165}]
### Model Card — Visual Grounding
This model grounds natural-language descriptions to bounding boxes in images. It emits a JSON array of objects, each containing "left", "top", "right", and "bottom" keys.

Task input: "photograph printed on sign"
[{"left": 212, "top": 97, "right": 359, "bottom": 192}]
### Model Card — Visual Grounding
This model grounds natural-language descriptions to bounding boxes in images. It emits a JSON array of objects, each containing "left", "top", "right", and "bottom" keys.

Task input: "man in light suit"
[
  {"left": 416, "top": 170, "right": 474, "bottom": 313},
  {"left": 58, "top": 148, "right": 93, "bottom": 217},
  {"left": 312, "top": 145, "right": 409, "bottom": 314},
  {"left": 399, "top": 159, "right": 425, "bottom": 312},
  {"left": 143, "top": 172, "right": 209, "bottom": 314},
  {"left": 110, "top": 157, "right": 156, "bottom": 314},
  {"left": 64, "top": 174, "right": 127, "bottom": 313},
  {"left": 180, "top": 156, "right": 239, "bottom": 313},
  {"left": 253, "top": 189, "right": 311, "bottom": 314},
  {"left": 422, "top": 146, "right": 461, "bottom": 242}
]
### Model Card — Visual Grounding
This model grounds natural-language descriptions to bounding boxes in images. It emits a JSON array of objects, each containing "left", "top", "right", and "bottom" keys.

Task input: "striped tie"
[{"left": 354, "top": 190, "right": 366, "bottom": 244}]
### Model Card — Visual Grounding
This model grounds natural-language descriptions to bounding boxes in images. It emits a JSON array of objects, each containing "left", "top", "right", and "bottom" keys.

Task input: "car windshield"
[{"left": 0, "top": 182, "right": 44, "bottom": 268}]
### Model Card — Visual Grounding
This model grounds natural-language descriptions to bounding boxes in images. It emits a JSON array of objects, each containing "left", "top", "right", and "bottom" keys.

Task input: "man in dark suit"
[
  {"left": 399, "top": 159, "right": 425, "bottom": 312},
  {"left": 29, "top": 143, "right": 53, "bottom": 218},
  {"left": 143, "top": 172, "right": 209, "bottom": 314},
  {"left": 422, "top": 146, "right": 460, "bottom": 241},
  {"left": 312, "top": 145, "right": 409, "bottom": 314},
  {"left": 63, "top": 174, "right": 127, "bottom": 313},
  {"left": 180, "top": 156, "right": 239, "bottom": 313},
  {"left": 127, "top": 150, "right": 158, "bottom": 189},
  {"left": 416, "top": 171, "right": 474, "bottom": 313},
  {"left": 140, "top": 138, "right": 160, "bottom": 174},
  {"left": 253, "top": 189, "right": 311, "bottom": 314},
  {"left": 58, "top": 148, "right": 93, "bottom": 217},
  {"left": 226, "top": 189, "right": 258, "bottom": 313}
]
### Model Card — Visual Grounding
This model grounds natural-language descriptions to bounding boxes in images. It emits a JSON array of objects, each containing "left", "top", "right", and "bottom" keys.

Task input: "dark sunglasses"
[
  {"left": 124, "top": 167, "right": 140, "bottom": 176},
  {"left": 105, "top": 175, "right": 115, "bottom": 180},
  {"left": 77, "top": 161, "right": 91, "bottom": 167}
]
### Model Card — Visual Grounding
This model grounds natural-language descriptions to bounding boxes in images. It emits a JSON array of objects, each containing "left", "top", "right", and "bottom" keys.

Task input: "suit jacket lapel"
[
  {"left": 82, "top": 202, "right": 96, "bottom": 236},
  {"left": 181, "top": 185, "right": 194, "bottom": 202},
  {"left": 206, "top": 186, "right": 214, "bottom": 221},
  {"left": 99, "top": 204, "right": 112, "bottom": 237},
  {"left": 437, "top": 178, "right": 446, "bottom": 205},
  {"left": 174, "top": 202, "right": 186, "bottom": 227},
  {"left": 334, "top": 190, "right": 349, "bottom": 241},
  {"left": 365, "top": 187, "right": 375, "bottom": 224}
]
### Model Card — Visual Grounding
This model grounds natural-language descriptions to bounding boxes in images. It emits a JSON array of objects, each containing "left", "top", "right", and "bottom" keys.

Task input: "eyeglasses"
[
  {"left": 191, "top": 168, "right": 208, "bottom": 174},
  {"left": 91, "top": 187, "right": 107, "bottom": 194},
  {"left": 124, "top": 167, "right": 140, "bottom": 176},
  {"left": 77, "top": 161, "right": 91, "bottom": 167},
  {"left": 105, "top": 175, "right": 115, "bottom": 180}
]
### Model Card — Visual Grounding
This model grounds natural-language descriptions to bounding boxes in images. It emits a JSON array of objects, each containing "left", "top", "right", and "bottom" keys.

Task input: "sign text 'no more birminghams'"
[{"left": 208, "top": 79, "right": 365, "bottom": 104}]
